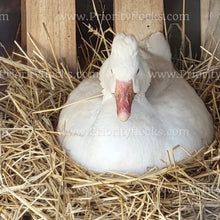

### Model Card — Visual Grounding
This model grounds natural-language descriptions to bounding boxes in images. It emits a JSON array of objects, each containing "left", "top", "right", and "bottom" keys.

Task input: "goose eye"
[{"left": 136, "top": 68, "right": 140, "bottom": 75}]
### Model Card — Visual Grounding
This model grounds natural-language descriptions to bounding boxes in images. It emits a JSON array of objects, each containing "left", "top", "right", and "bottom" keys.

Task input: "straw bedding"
[{"left": 0, "top": 27, "right": 220, "bottom": 220}]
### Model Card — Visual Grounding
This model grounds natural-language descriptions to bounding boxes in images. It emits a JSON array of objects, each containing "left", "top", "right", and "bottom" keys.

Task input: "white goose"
[{"left": 57, "top": 32, "right": 214, "bottom": 174}]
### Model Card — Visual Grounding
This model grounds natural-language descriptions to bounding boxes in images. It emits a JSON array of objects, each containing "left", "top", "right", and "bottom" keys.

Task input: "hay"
[{"left": 1, "top": 11, "right": 220, "bottom": 220}]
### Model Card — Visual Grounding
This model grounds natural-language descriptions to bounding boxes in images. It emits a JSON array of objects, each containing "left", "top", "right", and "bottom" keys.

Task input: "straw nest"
[{"left": 0, "top": 23, "right": 220, "bottom": 220}]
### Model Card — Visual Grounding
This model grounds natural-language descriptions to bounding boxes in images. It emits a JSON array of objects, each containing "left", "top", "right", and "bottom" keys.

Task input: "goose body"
[{"left": 57, "top": 32, "right": 214, "bottom": 174}]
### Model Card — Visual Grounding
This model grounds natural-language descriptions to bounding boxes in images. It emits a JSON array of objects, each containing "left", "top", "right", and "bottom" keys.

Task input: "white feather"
[{"left": 57, "top": 32, "right": 214, "bottom": 174}]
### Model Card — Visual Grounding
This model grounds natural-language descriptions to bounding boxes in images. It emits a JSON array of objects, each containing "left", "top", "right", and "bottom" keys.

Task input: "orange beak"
[{"left": 115, "top": 79, "right": 135, "bottom": 122}]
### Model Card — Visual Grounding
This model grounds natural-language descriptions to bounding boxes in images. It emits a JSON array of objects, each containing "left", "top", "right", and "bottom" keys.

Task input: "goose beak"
[{"left": 115, "top": 79, "right": 135, "bottom": 122}]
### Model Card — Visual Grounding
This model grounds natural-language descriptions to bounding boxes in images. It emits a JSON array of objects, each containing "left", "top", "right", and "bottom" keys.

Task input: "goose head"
[{"left": 99, "top": 33, "right": 151, "bottom": 122}]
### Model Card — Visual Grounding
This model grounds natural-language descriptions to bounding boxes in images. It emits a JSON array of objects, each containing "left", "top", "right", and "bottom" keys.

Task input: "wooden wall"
[
  {"left": 201, "top": 0, "right": 220, "bottom": 58},
  {"left": 21, "top": 0, "right": 164, "bottom": 72},
  {"left": 21, "top": 0, "right": 220, "bottom": 70},
  {"left": 21, "top": 0, "right": 76, "bottom": 71},
  {"left": 114, "top": 0, "right": 163, "bottom": 41}
]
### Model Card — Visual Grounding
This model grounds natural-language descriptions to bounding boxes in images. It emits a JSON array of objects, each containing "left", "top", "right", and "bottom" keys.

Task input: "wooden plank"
[
  {"left": 201, "top": 0, "right": 220, "bottom": 57},
  {"left": 21, "top": 0, "right": 76, "bottom": 71},
  {"left": 200, "top": 0, "right": 210, "bottom": 47},
  {"left": 113, "top": 0, "right": 163, "bottom": 41}
]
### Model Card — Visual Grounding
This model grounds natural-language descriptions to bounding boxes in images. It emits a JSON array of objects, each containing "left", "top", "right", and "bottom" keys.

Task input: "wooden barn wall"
[
  {"left": 0, "top": 0, "right": 220, "bottom": 61},
  {"left": 201, "top": 0, "right": 220, "bottom": 59}
]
